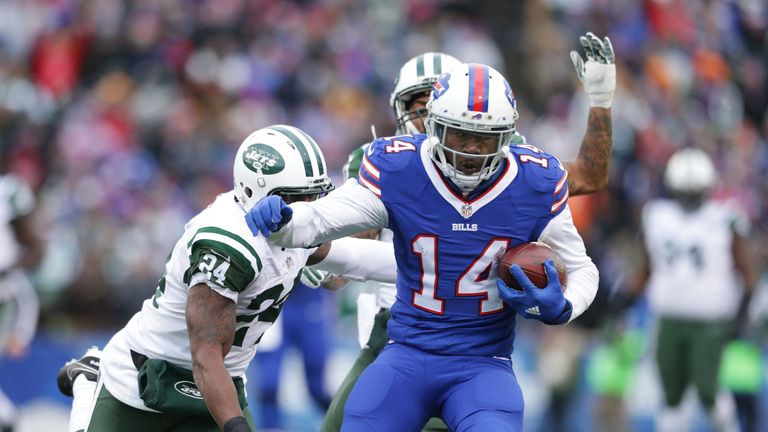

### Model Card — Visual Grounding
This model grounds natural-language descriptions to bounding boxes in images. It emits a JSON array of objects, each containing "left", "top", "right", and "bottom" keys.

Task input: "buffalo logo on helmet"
[
  {"left": 432, "top": 73, "right": 451, "bottom": 100},
  {"left": 243, "top": 144, "right": 285, "bottom": 175},
  {"left": 504, "top": 79, "right": 516, "bottom": 110}
]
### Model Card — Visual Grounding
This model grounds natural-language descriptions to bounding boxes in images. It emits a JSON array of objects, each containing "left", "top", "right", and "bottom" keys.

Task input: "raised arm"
[
  {"left": 563, "top": 107, "right": 612, "bottom": 195},
  {"left": 562, "top": 32, "right": 615, "bottom": 196}
]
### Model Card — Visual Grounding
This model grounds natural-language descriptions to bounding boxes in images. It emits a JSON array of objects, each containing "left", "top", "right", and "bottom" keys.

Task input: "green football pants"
[
  {"left": 321, "top": 308, "right": 448, "bottom": 432},
  {"left": 87, "top": 384, "right": 255, "bottom": 432},
  {"left": 655, "top": 316, "right": 732, "bottom": 410}
]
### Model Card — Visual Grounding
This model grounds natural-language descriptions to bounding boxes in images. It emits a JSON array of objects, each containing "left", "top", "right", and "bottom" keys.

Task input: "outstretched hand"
[
  {"left": 244, "top": 195, "right": 293, "bottom": 238},
  {"left": 299, "top": 267, "right": 330, "bottom": 288},
  {"left": 496, "top": 260, "right": 572, "bottom": 324},
  {"left": 570, "top": 32, "right": 616, "bottom": 109}
]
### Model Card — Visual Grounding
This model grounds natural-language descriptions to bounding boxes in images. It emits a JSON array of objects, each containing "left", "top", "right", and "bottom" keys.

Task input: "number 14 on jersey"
[{"left": 411, "top": 236, "right": 510, "bottom": 315}]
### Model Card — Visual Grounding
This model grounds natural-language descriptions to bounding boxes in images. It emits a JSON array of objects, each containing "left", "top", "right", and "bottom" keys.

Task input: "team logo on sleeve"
[
  {"left": 242, "top": 144, "right": 285, "bottom": 174},
  {"left": 432, "top": 73, "right": 451, "bottom": 100},
  {"left": 504, "top": 79, "right": 517, "bottom": 110}
]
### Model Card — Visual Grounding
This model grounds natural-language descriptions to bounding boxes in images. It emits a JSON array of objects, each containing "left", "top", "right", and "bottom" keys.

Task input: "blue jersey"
[{"left": 358, "top": 134, "right": 569, "bottom": 357}]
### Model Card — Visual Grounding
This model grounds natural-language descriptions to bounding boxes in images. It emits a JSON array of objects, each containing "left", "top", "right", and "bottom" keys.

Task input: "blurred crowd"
[{"left": 0, "top": 0, "right": 766, "bottom": 348}]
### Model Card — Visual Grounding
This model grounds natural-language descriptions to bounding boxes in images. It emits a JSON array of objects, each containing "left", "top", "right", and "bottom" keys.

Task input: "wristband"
[{"left": 223, "top": 416, "right": 251, "bottom": 432}]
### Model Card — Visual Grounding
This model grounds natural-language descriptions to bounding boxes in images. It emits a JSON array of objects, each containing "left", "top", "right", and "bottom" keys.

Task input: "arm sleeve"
[
  {"left": 10, "top": 271, "right": 39, "bottom": 345},
  {"left": 310, "top": 237, "right": 397, "bottom": 283},
  {"left": 185, "top": 228, "right": 263, "bottom": 302},
  {"left": 538, "top": 205, "right": 599, "bottom": 322},
  {"left": 8, "top": 177, "right": 35, "bottom": 219},
  {"left": 269, "top": 179, "right": 389, "bottom": 248}
]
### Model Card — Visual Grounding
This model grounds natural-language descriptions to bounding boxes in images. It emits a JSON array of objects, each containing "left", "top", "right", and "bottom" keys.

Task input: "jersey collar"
[{"left": 420, "top": 139, "right": 518, "bottom": 219}]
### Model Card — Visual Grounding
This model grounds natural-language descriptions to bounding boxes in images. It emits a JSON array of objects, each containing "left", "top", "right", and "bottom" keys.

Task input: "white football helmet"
[
  {"left": 391, "top": 52, "right": 462, "bottom": 135},
  {"left": 425, "top": 63, "right": 518, "bottom": 192},
  {"left": 233, "top": 125, "right": 334, "bottom": 210},
  {"left": 664, "top": 148, "right": 716, "bottom": 193}
]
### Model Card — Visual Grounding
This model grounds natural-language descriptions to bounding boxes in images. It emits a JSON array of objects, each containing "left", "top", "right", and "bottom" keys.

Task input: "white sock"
[
  {"left": 710, "top": 392, "right": 739, "bottom": 432},
  {"left": 69, "top": 375, "right": 97, "bottom": 432},
  {"left": 658, "top": 405, "right": 689, "bottom": 432},
  {"left": 0, "top": 387, "right": 16, "bottom": 426}
]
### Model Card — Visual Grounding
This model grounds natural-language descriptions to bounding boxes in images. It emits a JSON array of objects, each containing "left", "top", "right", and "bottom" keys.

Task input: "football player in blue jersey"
[
  {"left": 245, "top": 59, "right": 602, "bottom": 430},
  {"left": 324, "top": 34, "right": 614, "bottom": 432}
]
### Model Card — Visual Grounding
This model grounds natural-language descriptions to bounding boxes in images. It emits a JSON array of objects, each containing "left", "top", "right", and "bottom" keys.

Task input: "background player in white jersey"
[
  {"left": 68, "top": 125, "right": 398, "bottom": 432},
  {"left": 323, "top": 32, "right": 615, "bottom": 432},
  {"left": 622, "top": 148, "right": 756, "bottom": 432},
  {"left": 245, "top": 61, "right": 600, "bottom": 431},
  {"left": 0, "top": 168, "right": 43, "bottom": 432}
]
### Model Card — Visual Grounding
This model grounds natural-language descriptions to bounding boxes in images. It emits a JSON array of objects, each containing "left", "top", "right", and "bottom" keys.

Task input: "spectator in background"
[{"left": 0, "top": 153, "right": 44, "bottom": 432}]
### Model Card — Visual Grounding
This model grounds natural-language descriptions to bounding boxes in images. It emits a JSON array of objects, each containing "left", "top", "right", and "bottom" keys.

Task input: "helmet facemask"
[
  {"left": 269, "top": 178, "right": 334, "bottom": 204},
  {"left": 390, "top": 53, "right": 463, "bottom": 135},
  {"left": 428, "top": 117, "right": 513, "bottom": 192},
  {"left": 393, "top": 87, "right": 432, "bottom": 135},
  {"left": 424, "top": 63, "right": 519, "bottom": 193}
]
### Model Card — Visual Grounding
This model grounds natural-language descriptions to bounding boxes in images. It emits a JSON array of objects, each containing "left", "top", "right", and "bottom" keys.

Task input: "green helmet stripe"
[
  {"left": 268, "top": 125, "right": 313, "bottom": 177},
  {"left": 292, "top": 127, "right": 325, "bottom": 176},
  {"left": 416, "top": 54, "right": 425, "bottom": 77},
  {"left": 433, "top": 53, "right": 442, "bottom": 75}
]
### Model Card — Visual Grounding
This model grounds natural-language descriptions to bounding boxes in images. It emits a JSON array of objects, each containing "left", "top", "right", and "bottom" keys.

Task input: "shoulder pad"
[
  {"left": 367, "top": 134, "right": 424, "bottom": 165},
  {"left": 509, "top": 144, "right": 568, "bottom": 216},
  {"left": 185, "top": 225, "right": 263, "bottom": 292},
  {"left": 358, "top": 134, "right": 425, "bottom": 197},
  {"left": 2, "top": 175, "right": 35, "bottom": 217}
]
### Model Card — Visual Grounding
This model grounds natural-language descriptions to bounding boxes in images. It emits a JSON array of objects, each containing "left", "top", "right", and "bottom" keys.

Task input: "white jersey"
[
  {"left": 101, "top": 191, "right": 313, "bottom": 411},
  {"left": 0, "top": 175, "right": 38, "bottom": 348},
  {"left": 0, "top": 175, "right": 35, "bottom": 273},
  {"left": 642, "top": 198, "right": 747, "bottom": 320}
]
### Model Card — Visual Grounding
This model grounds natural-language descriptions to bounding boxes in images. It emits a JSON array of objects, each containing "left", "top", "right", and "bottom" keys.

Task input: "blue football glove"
[
  {"left": 496, "top": 260, "right": 572, "bottom": 325},
  {"left": 244, "top": 195, "right": 293, "bottom": 238}
]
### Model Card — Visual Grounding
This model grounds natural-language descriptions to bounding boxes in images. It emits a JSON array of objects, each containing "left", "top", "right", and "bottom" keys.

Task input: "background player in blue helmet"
[{"left": 245, "top": 62, "right": 600, "bottom": 431}]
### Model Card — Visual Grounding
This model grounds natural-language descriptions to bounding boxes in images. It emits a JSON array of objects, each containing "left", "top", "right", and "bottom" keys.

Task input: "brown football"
[{"left": 498, "top": 242, "right": 567, "bottom": 291}]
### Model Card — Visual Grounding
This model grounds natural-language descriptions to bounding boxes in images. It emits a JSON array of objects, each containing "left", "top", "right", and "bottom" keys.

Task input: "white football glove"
[
  {"left": 570, "top": 32, "right": 616, "bottom": 109},
  {"left": 299, "top": 267, "right": 331, "bottom": 289}
]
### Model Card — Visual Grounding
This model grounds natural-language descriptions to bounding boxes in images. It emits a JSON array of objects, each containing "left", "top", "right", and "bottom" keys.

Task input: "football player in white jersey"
[
  {"left": 0, "top": 170, "right": 43, "bottom": 432},
  {"left": 61, "top": 125, "right": 398, "bottom": 432},
  {"left": 323, "top": 33, "right": 615, "bottom": 432},
  {"left": 623, "top": 148, "right": 756, "bottom": 432}
]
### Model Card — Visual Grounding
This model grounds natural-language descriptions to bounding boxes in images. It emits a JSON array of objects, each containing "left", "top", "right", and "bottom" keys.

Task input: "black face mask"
[
  {"left": 672, "top": 191, "right": 707, "bottom": 211},
  {"left": 280, "top": 193, "right": 320, "bottom": 204}
]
